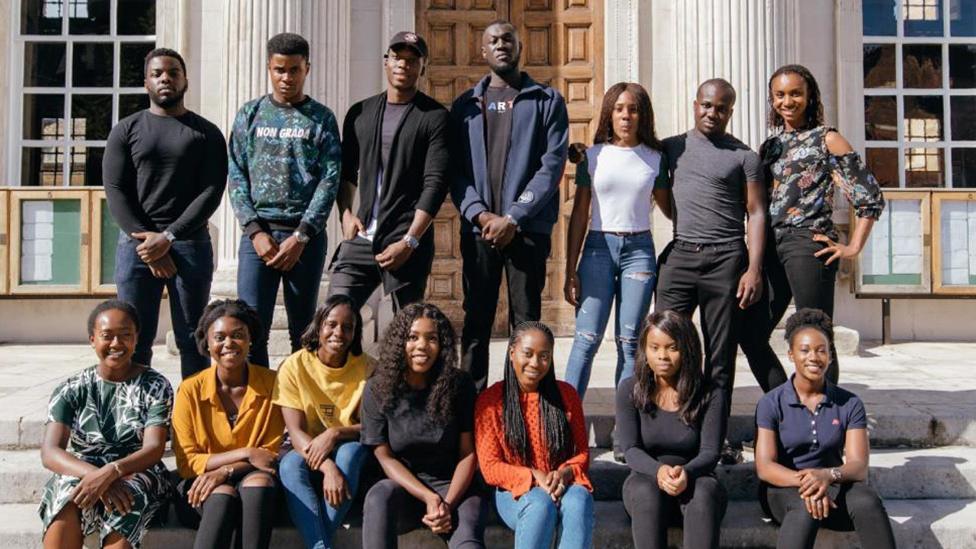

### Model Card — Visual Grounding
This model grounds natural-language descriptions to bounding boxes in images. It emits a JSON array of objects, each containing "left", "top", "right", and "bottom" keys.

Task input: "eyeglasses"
[{"left": 384, "top": 54, "right": 422, "bottom": 67}]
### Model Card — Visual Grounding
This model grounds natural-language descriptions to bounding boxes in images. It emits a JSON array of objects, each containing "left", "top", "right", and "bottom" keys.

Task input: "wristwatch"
[
  {"left": 402, "top": 234, "right": 420, "bottom": 249},
  {"left": 504, "top": 214, "right": 518, "bottom": 227},
  {"left": 829, "top": 467, "right": 842, "bottom": 483},
  {"left": 292, "top": 230, "right": 310, "bottom": 244},
  {"left": 162, "top": 230, "right": 176, "bottom": 243}
]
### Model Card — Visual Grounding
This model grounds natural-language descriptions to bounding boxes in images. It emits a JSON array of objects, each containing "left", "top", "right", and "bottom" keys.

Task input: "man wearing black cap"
[{"left": 327, "top": 31, "right": 451, "bottom": 312}]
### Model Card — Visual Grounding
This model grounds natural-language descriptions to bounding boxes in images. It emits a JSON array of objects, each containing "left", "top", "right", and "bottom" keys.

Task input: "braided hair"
[{"left": 503, "top": 321, "right": 575, "bottom": 468}]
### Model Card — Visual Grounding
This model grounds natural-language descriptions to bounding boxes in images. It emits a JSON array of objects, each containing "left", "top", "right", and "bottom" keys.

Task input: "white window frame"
[
  {"left": 863, "top": 0, "right": 976, "bottom": 188},
  {"left": 7, "top": 0, "right": 156, "bottom": 187}
]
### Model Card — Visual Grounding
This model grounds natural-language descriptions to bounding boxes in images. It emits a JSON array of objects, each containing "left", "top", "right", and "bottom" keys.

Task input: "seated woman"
[
  {"left": 274, "top": 295, "right": 373, "bottom": 549},
  {"left": 756, "top": 308, "right": 896, "bottom": 549},
  {"left": 616, "top": 310, "right": 727, "bottom": 549},
  {"left": 39, "top": 300, "right": 173, "bottom": 549},
  {"left": 172, "top": 299, "right": 285, "bottom": 549},
  {"left": 361, "top": 303, "right": 487, "bottom": 549},
  {"left": 475, "top": 321, "right": 594, "bottom": 549}
]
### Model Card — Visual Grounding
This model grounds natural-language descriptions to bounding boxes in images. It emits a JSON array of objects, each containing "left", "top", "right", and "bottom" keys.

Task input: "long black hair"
[
  {"left": 371, "top": 303, "right": 461, "bottom": 424},
  {"left": 300, "top": 294, "right": 364, "bottom": 357},
  {"left": 593, "top": 82, "right": 661, "bottom": 150},
  {"left": 632, "top": 310, "right": 707, "bottom": 426},
  {"left": 502, "top": 321, "right": 575, "bottom": 468},
  {"left": 766, "top": 64, "right": 825, "bottom": 130},
  {"left": 193, "top": 299, "right": 264, "bottom": 358}
]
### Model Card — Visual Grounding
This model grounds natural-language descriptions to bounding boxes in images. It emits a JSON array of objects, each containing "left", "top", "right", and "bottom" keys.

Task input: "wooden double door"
[{"left": 416, "top": 0, "right": 604, "bottom": 336}]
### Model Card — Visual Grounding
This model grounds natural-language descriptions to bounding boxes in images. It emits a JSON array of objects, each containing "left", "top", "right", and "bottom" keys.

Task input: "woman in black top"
[
  {"left": 740, "top": 64, "right": 885, "bottom": 389},
  {"left": 360, "top": 303, "right": 487, "bottom": 548},
  {"left": 616, "top": 310, "right": 727, "bottom": 549}
]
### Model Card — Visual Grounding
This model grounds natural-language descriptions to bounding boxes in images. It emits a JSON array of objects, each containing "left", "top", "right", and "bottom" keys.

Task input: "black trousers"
[
  {"left": 764, "top": 482, "right": 896, "bottom": 549},
  {"left": 622, "top": 471, "right": 726, "bottom": 549},
  {"left": 362, "top": 478, "right": 488, "bottom": 549},
  {"left": 460, "top": 231, "right": 551, "bottom": 392},
  {"left": 739, "top": 227, "right": 839, "bottom": 390},
  {"left": 173, "top": 477, "right": 277, "bottom": 549},
  {"left": 327, "top": 236, "right": 429, "bottom": 312},
  {"left": 655, "top": 240, "right": 747, "bottom": 401}
]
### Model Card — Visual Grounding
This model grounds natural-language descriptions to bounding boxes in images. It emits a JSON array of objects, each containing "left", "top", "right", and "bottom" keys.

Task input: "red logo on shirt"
[{"left": 832, "top": 418, "right": 840, "bottom": 425}]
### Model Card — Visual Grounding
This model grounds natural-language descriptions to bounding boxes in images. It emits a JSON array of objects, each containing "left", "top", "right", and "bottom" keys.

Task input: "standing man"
[
  {"left": 451, "top": 20, "right": 569, "bottom": 391},
  {"left": 104, "top": 48, "right": 227, "bottom": 378},
  {"left": 229, "top": 33, "right": 342, "bottom": 367},
  {"left": 654, "top": 78, "right": 766, "bottom": 404},
  {"left": 327, "top": 31, "right": 450, "bottom": 311}
]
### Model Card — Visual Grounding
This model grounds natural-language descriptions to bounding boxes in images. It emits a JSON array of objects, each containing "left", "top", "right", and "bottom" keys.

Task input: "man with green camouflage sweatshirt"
[{"left": 229, "top": 32, "right": 341, "bottom": 367}]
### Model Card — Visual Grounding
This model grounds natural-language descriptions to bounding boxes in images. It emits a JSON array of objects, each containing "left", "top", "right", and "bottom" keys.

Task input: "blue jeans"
[
  {"left": 237, "top": 229, "right": 327, "bottom": 367},
  {"left": 564, "top": 231, "right": 656, "bottom": 398},
  {"left": 495, "top": 485, "right": 594, "bottom": 549},
  {"left": 279, "top": 442, "right": 368, "bottom": 549},
  {"left": 114, "top": 230, "right": 213, "bottom": 378}
]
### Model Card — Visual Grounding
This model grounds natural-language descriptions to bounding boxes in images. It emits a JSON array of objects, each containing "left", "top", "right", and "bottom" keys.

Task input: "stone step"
[
  {"left": 590, "top": 446, "right": 976, "bottom": 502},
  {"left": 7, "top": 446, "right": 976, "bottom": 506},
  {"left": 2, "top": 499, "right": 975, "bottom": 548}
]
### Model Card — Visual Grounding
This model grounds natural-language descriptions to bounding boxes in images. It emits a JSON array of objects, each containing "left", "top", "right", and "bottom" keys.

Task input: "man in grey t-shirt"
[{"left": 654, "top": 79, "right": 766, "bottom": 411}]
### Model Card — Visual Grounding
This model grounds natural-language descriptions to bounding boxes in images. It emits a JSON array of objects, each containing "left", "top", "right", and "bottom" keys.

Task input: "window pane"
[
  {"left": 21, "top": 0, "right": 63, "bottom": 35},
  {"left": 119, "top": 94, "right": 149, "bottom": 120},
  {"left": 904, "top": 0, "right": 945, "bottom": 37},
  {"left": 952, "top": 148, "right": 976, "bottom": 186},
  {"left": 904, "top": 96, "right": 945, "bottom": 141},
  {"left": 118, "top": 0, "right": 156, "bottom": 35},
  {"left": 866, "top": 148, "right": 900, "bottom": 187},
  {"left": 120, "top": 43, "right": 154, "bottom": 87},
  {"left": 864, "top": 44, "right": 896, "bottom": 88},
  {"left": 21, "top": 146, "right": 65, "bottom": 186},
  {"left": 68, "top": 0, "right": 109, "bottom": 34},
  {"left": 863, "top": 0, "right": 897, "bottom": 36},
  {"left": 23, "top": 94, "right": 65, "bottom": 140},
  {"left": 950, "top": 45, "right": 976, "bottom": 88},
  {"left": 24, "top": 42, "right": 66, "bottom": 87},
  {"left": 73, "top": 42, "right": 113, "bottom": 87},
  {"left": 903, "top": 44, "right": 943, "bottom": 88},
  {"left": 865, "top": 96, "right": 898, "bottom": 140},
  {"left": 950, "top": 0, "right": 976, "bottom": 36},
  {"left": 951, "top": 96, "right": 976, "bottom": 140},
  {"left": 71, "top": 94, "right": 111, "bottom": 140},
  {"left": 69, "top": 146, "right": 104, "bottom": 186},
  {"left": 905, "top": 147, "right": 945, "bottom": 187}
]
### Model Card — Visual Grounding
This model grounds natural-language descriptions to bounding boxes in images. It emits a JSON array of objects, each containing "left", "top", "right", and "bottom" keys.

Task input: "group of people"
[{"left": 39, "top": 17, "right": 900, "bottom": 549}]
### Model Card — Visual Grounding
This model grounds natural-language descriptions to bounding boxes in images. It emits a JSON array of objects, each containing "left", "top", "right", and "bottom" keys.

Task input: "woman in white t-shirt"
[{"left": 563, "top": 82, "right": 668, "bottom": 418}]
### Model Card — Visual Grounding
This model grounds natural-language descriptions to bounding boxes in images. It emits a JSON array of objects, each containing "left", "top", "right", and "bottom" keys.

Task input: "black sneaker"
[{"left": 720, "top": 441, "right": 743, "bottom": 465}]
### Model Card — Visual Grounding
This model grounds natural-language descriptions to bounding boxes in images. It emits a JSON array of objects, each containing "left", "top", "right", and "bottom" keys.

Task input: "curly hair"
[
  {"left": 784, "top": 308, "right": 834, "bottom": 347},
  {"left": 87, "top": 299, "right": 140, "bottom": 337},
  {"left": 593, "top": 82, "right": 661, "bottom": 150},
  {"left": 502, "top": 321, "right": 575, "bottom": 468},
  {"left": 632, "top": 310, "right": 707, "bottom": 426},
  {"left": 371, "top": 303, "right": 461, "bottom": 424},
  {"left": 193, "top": 299, "right": 264, "bottom": 358},
  {"left": 767, "top": 64, "right": 825, "bottom": 130},
  {"left": 300, "top": 294, "right": 364, "bottom": 357}
]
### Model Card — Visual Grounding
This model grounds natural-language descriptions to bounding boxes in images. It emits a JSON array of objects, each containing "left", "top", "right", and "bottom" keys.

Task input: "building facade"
[{"left": 1, "top": 0, "right": 974, "bottom": 343}]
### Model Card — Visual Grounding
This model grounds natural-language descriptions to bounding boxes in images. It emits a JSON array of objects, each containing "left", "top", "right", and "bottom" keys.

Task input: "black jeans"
[
  {"left": 622, "top": 471, "right": 726, "bottom": 549},
  {"left": 655, "top": 240, "right": 747, "bottom": 401},
  {"left": 362, "top": 478, "right": 487, "bottom": 549},
  {"left": 764, "top": 482, "right": 896, "bottom": 549},
  {"left": 460, "top": 231, "right": 551, "bottom": 392},
  {"left": 739, "top": 227, "right": 839, "bottom": 389},
  {"left": 114, "top": 230, "right": 213, "bottom": 378},
  {"left": 174, "top": 477, "right": 277, "bottom": 549},
  {"left": 326, "top": 236, "right": 428, "bottom": 312}
]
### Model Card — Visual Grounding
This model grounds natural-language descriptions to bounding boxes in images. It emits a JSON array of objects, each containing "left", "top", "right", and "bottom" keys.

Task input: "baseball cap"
[{"left": 388, "top": 31, "right": 428, "bottom": 58}]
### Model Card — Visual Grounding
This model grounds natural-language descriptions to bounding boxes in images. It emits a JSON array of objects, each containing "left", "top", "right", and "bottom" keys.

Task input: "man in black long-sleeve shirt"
[{"left": 103, "top": 48, "right": 227, "bottom": 377}]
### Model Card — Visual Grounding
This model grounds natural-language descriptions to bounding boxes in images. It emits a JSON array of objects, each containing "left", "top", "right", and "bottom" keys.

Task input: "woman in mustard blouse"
[{"left": 172, "top": 299, "right": 286, "bottom": 549}]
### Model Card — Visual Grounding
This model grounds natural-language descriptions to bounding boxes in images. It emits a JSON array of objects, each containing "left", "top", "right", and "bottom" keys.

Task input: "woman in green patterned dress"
[{"left": 39, "top": 300, "right": 174, "bottom": 549}]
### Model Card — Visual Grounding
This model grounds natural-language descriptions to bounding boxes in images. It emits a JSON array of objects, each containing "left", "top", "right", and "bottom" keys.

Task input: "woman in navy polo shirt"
[{"left": 755, "top": 308, "right": 895, "bottom": 549}]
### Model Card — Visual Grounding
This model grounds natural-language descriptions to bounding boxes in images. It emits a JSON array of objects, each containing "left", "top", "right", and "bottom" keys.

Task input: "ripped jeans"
[{"left": 565, "top": 231, "right": 656, "bottom": 398}]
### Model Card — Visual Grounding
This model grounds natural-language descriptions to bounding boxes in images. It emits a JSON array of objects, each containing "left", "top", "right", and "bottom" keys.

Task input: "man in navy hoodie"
[{"left": 451, "top": 20, "right": 569, "bottom": 391}]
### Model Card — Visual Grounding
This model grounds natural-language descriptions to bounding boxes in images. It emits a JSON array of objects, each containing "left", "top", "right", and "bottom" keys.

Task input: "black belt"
[
  {"left": 672, "top": 239, "right": 744, "bottom": 252},
  {"left": 594, "top": 230, "right": 650, "bottom": 237}
]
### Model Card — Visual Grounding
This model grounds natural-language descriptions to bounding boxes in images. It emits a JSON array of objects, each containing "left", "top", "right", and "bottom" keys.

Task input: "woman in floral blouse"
[{"left": 740, "top": 64, "right": 885, "bottom": 387}]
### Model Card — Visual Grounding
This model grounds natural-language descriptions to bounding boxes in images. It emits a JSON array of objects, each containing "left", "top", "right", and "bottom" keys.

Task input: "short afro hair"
[
  {"left": 193, "top": 299, "right": 264, "bottom": 359},
  {"left": 144, "top": 47, "right": 187, "bottom": 75},
  {"left": 87, "top": 299, "right": 141, "bottom": 337},
  {"left": 784, "top": 308, "right": 834, "bottom": 346},
  {"left": 267, "top": 32, "right": 309, "bottom": 61}
]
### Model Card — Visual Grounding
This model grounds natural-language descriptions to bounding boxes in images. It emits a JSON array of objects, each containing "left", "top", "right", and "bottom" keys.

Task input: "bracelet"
[
  {"left": 222, "top": 465, "right": 234, "bottom": 480},
  {"left": 111, "top": 462, "right": 124, "bottom": 478}
]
